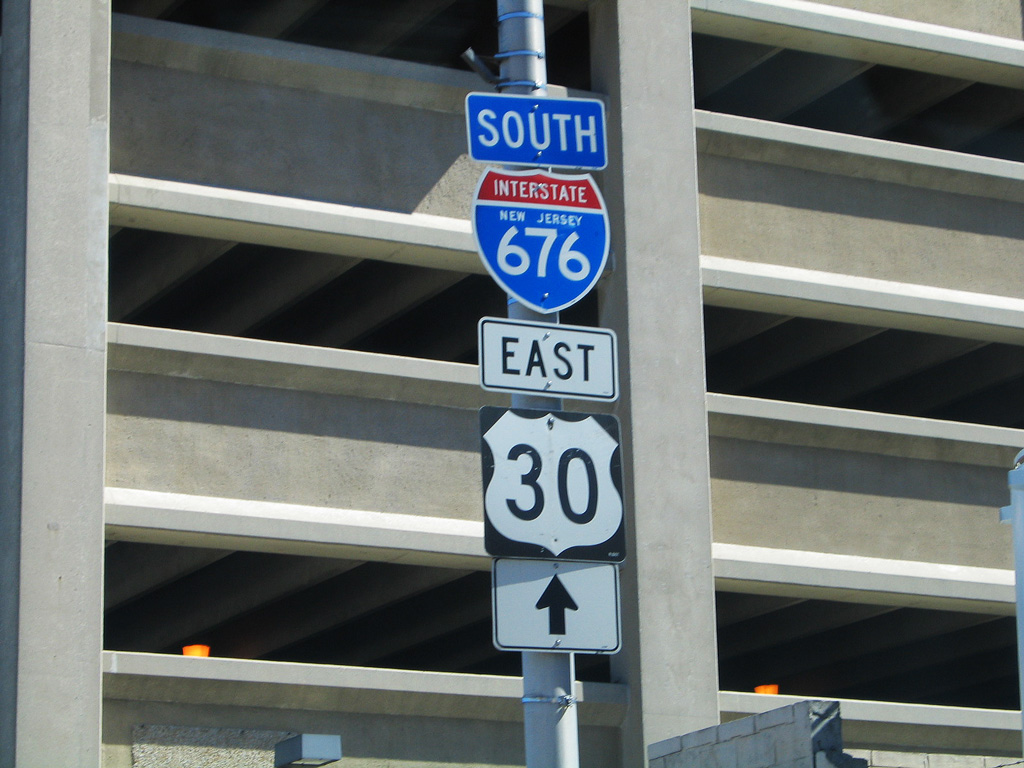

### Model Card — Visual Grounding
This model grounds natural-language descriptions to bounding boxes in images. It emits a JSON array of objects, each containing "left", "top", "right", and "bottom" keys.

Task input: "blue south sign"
[
  {"left": 466, "top": 92, "right": 607, "bottom": 170},
  {"left": 472, "top": 167, "right": 610, "bottom": 314}
]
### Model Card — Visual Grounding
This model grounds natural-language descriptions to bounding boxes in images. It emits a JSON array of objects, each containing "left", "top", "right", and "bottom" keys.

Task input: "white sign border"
[
  {"left": 478, "top": 317, "right": 619, "bottom": 402},
  {"left": 464, "top": 92, "right": 608, "bottom": 171},
  {"left": 471, "top": 166, "right": 611, "bottom": 315},
  {"left": 491, "top": 558, "right": 622, "bottom": 654}
]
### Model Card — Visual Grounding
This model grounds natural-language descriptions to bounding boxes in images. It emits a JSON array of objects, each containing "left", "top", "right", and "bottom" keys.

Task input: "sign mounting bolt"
[{"left": 547, "top": 417, "right": 555, "bottom": 429}]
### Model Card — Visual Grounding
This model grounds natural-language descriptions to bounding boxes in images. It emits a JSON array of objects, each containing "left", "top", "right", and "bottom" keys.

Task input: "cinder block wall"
[
  {"left": 845, "top": 751, "right": 1014, "bottom": 768},
  {"left": 648, "top": 701, "right": 866, "bottom": 768}
]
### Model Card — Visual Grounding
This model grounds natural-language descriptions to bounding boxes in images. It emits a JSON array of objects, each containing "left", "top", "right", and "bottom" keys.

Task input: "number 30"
[{"left": 506, "top": 443, "right": 599, "bottom": 524}]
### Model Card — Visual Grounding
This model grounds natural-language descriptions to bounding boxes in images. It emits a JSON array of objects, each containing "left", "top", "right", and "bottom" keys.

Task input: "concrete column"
[
  {"left": 0, "top": 0, "right": 110, "bottom": 764},
  {"left": 589, "top": 0, "right": 721, "bottom": 762}
]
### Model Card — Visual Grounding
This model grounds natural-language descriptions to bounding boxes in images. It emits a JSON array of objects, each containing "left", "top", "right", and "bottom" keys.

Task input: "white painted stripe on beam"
[
  {"left": 102, "top": 651, "right": 627, "bottom": 724},
  {"left": 696, "top": 110, "right": 1024, "bottom": 206},
  {"left": 720, "top": 690, "right": 1020, "bottom": 734},
  {"left": 691, "top": 0, "right": 1024, "bottom": 87},
  {"left": 108, "top": 174, "right": 481, "bottom": 274},
  {"left": 707, "top": 392, "right": 1024, "bottom": 449},
  {"left": 714, "top": 542, "right": 1015, "bottom": 613},
  {"left": 105, "top": 488, "right": 1015, "bottom": 611},
  {"left": 104, "top": 487, "right": 488, "bottom": 569},
  {"left": 106, "top": 323, "right": 491, "bottom": 409},
  {"left": 702, "top": 254, "right": 1024, "bottom": 344}
]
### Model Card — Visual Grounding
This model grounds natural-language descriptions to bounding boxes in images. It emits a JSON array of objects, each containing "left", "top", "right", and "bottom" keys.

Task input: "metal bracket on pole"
[{"left": 461, "top": 47, "right": 500, "bottom": 85}]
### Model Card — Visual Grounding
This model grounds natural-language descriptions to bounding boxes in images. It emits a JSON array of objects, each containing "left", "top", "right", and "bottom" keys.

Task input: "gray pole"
[
  {"left": 1001, "top": 449, "right": 1024, "bottom": 751},
  {"left": 496, "top": 3, "right": 581, "bottom": 767}
]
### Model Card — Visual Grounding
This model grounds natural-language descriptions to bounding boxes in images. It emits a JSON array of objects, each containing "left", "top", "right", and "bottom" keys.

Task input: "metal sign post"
[
  {"left": 1000, "top": 448, "right": 1024, "bottom": 752},
  {"left": 497, "top": 3, "right": 578, "bottom": 767}
]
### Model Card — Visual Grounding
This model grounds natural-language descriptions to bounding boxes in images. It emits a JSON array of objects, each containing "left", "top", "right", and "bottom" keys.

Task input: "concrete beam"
[
  {"left": 102, "top": 650, "right": 628, "bottom": 726},
  {"left": 713, "top": 543, "right": 1014, "bottom": 614},
  {"left": 717, "top": 601, "right": 897, "bottom": 658},
  {"left": 702, "top": 255, "right": 1024, "bottom": 345},
  {"left": 707, "top": 318, "right": 884, "bottom": 393},
  {"left": 847, "top": 344, "right": 1024, "bottom": 414},
  {"left": 696, "top": 109, "right": 1024, "bottom": 207},
  {"left": 104, "top": 489, "right": 1016, "bottom": 616},
  {"left": 336, "top": 578, "right": 491, "bottom": 666},
  {"left": 343, "top": 0, "right": 460, "bottom": 56},
  {"left": 715, "top": 592, "right": 806, "bottom": 626},
  {"left": 186, "top": 250, "right": 362, "bottom": 337},
  {"left": 707, "top": 391, "right": 1024, "bottom": 455},
  {"left": 104, "top": 487, "right": 489, "bottom": 571},
  {"left": 303, "top": 265, "right": 464, "bottom": 348},
  {"left": 109, "top": 230, "right": 236, "bottom": 321},
  {"left": 719, "top": 691, "right": 1020, "bottom": 755},
  {"left": 108, "top": 174, "right": 481, "bottom": 274},
  {"left": 764, "top": 333, "right": 986, "bottom": 405},
  {"left": 690, "top": 0, "right": 1024, "bottom": 88},
  {"left": 806, "top": 618, "right": 1015, "bottom": 704},
  {"left": 790, "top": 67, "right": 972, "bottom": 137},
  {"left": 104, "top": 553, "right": 361, "bottom": 653},
  {"left": 829, "top": 621, "right": 1017, "bottom": 702},
  {"left": 699, "top": 49, "right": 870, "bottom": 122},
  {"left": 234, "top": 0, "right": 332, "bottom": 38},
  {"left": 104, "top": 542, "right": 231, "bottom": 611},
  {"left": 704, "top": 306, "right": 792, "bottom": 355},
  {"left": 692, "top": 35, "right": 783, "bottom": 101},
  {"left": 190, "top": 562, "right": 470, "bottom": 660},
  {"left": 106, "top": 322, "right": 489, "bottom": 409},
  {"left": 111, "top": 13, "right": 480, "bottom": 113},
  {"left": 116, "top": 0, "right": 179, "bottom": 16}
]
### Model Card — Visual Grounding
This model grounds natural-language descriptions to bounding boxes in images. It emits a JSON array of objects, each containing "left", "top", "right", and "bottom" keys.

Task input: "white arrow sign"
[
  {"left": 492, "top": 558, "right": 621, "bottom": 653},
  {"left": 480, "top": 407, "right": 625, "bottom": 562}
]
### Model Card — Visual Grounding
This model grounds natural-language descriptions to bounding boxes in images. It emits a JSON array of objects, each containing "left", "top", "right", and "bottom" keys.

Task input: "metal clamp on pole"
[
  {"left": 522, "top": 695, "right": 577, "bottom": 710},
  {"left": 498, "top": 79, "right": 544, "bottom": 90},
  {"left": 498, "top": 10, "right": 543, "bottom": 21},
  {"left": 495, "top": 50, "right": 545, "bottom": 59}
]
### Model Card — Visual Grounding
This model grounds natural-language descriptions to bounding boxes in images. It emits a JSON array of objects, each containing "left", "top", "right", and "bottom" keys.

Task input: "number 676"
[{"left": 497, "top": 226, "right": 591, "bottom": 282}]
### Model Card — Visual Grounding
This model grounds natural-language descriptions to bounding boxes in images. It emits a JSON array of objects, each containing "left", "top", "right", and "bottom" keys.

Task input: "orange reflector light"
[
  {"left": 182, "top": 644, "right": 210, "bottom": 657},
  {"left": 754, "top": 684, "right": 779, "bottom": 695}
]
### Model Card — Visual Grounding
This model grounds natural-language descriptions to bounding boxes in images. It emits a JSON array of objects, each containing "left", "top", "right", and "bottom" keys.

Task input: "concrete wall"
[
  {"left": 111, "top": 60, "right": 475, "bottom": 216},
  {"left": 649, "top": 700, "right": 866, "bottom": 768},
  {"left": 106, "top": 369, "right": 482, "bottom": 520},
  {"left": 109, "top": 18, "right": 482, "bottom": 218},
  {"left": 709, "top": 435, "right": 1012, "bottom": 568},
  {"left": 816, "top": 0, "right": 1024, "bottom": 39},
  {"left": 698, "top": 153, "right": 1024, "bottom": 302},
  {"left": 100, "top": 652, "right": 625, "bottom": 768},
  {"left": 0, "top": 0, "right": 110, "bottom": 764},
  {"left": 103, "top": 701, "right": 620, "bottom": 768},
  {"left": 845, "top": 750, "right": 1011, "bottom": 768},
  {"left": 105, "top": 335, "right": 1015, "bottom": 571}
]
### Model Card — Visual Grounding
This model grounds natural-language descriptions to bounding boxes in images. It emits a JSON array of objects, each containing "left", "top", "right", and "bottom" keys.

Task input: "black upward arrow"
[{"left": 535, "top": 574, "right": 579, "bottom": 635}]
